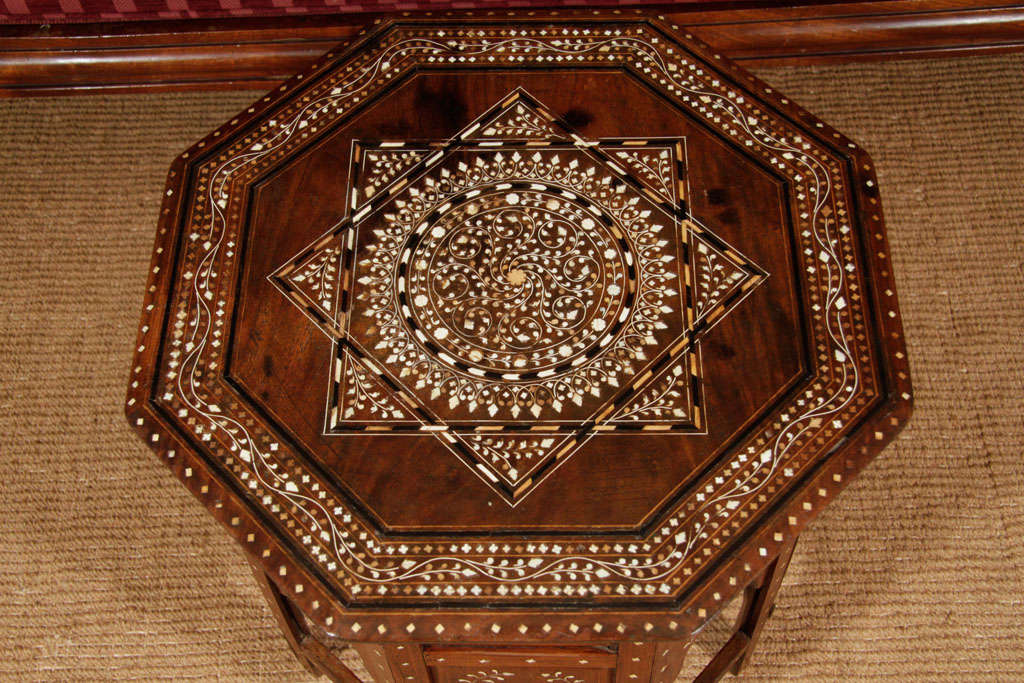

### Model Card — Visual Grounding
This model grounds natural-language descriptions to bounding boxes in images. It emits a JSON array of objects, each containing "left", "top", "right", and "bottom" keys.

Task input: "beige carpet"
[{"left": 2, "top": 54, "right": 1022, "bottom": 681}]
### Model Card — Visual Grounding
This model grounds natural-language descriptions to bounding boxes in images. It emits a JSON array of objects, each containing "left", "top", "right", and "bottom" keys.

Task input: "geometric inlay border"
[{"left": 270, "top": 88, "right": 767, "bottom": 504}]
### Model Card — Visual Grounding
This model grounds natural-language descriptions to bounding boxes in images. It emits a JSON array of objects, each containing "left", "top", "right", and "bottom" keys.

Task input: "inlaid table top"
[{"left": 126, "top": 10, "right": 912, "bottom": 649}]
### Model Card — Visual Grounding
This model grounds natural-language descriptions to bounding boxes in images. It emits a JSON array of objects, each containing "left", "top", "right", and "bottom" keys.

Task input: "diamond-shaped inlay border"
[{"left": 270, "top": 89, "right": 766, "bottom": 503}]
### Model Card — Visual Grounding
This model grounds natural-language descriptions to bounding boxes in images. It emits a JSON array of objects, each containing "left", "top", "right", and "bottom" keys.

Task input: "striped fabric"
[{"left": 0, "top": 0, "right": 680, "bottom": 24}]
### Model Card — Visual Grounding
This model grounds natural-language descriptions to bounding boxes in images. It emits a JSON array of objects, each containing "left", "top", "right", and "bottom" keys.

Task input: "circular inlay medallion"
[{"left": 399, "top": 185, "right": 631, "bottom": 375}]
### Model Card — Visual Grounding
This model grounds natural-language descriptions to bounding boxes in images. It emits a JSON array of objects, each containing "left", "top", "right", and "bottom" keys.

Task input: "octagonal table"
[{"left": 126, "top": 11, "right": 912, "bottom": 682}]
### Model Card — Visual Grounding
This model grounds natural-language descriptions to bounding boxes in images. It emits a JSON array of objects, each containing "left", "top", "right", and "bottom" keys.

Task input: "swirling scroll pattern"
[
  {"left": 421, "top": 201, "right": 614, "bottom": 363},
  {"left": 359, "top": 165, "right": 669, "bottom": 418}
]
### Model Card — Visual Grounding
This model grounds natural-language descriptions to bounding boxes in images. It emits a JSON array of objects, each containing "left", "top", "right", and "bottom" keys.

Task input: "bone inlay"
[
  {"left": 270, "top": 89, "right": 765, "bottom": 502},
  {"left": 128, "top": 18, "right": 904, "bottom": 612}
]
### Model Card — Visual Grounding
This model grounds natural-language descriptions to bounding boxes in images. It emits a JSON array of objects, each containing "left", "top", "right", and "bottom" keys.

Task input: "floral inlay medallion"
[{"left": 271, "top": 89, "right": 766, "bottom": 503}]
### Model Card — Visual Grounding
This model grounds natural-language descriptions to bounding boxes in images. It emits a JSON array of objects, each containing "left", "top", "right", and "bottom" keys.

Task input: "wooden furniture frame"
[
  {"left": 125, "top": 10, "right": 913, "bottom": 681},
  {"left": 2, "top": 1, "right": 1024, "bottom": 95},
  {"left": 250, "top": 540, "right": 798, "bottom": 682}
]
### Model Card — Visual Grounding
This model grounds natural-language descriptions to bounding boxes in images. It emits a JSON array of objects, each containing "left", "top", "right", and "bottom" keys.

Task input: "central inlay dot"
[
  {"left": 506, "top": 268, "right": 526, "bottom": 286},
  {"left": 399, "top": 185, "right": 632, "bottom": 375}
]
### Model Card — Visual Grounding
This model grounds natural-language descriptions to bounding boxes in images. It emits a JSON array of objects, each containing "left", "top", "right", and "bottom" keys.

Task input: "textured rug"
[{"left": 1, "top": 53, "right": 1022, "bottom": 681}]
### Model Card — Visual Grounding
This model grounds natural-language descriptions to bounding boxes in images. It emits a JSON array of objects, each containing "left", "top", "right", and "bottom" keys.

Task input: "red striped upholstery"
[{"left": 1, "top": 0, "right": 679, "bottom": 24}]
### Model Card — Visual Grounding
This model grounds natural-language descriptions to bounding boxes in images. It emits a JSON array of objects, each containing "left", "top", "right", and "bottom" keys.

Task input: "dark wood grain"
[
  {"left": 680, "top": 0, "right": 1024, "bottom": 63},
  {"left": 229, "top": 69, "right": 802, "bottom": 529},
  {"left": 2, "top": 1, "right": 1023, "bottom": 95},
  {"left": 424, "top": 645, "right": 618, "bottom": 682},
  {"left": 124, "top": 11, "right": 913, "bottom": 680},
  {"left": 615, "top": 642, "right": 657, "bottom": 682},
  {"left": 652, "top": 641, "right": 691, "bottom": 683}
]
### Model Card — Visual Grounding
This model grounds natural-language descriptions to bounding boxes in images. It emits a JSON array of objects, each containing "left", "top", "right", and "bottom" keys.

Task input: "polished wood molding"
[
  {"left": 678, "top": 0, "right": 1024, "bottom": 64},
  {"left": 1, "top": 0, "right": 1023, "bottom": 96}
]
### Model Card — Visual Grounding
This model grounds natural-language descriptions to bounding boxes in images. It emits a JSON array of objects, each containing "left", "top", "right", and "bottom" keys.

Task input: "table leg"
[
  {"left": 730, "top": 537, "right": 797, "bottom": 675},
  {"left": 693, "top": 535, "right": 798, "bottom": 682},
  {"left": 248, "top": 557, "right": 363, "bottom": 682}
]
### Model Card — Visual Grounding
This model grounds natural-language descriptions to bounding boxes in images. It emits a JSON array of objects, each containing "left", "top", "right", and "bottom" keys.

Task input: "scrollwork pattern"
[
  {"left": 457, "top": 671, "right": 515, "bottom": 683},
  {"left": 461, "top": 434, "right": 558, "bottom": 483},
  {"left": 354, "top": 153, "right": 675, "bottom": 418},
  {"left": 480, "top": 102, "right": 555, "bottom": 138},
  {"left": 614, "top": 148, "right": 674, "bottom": 203},
  {"left": 341, "top": 357, "right": 412, "bottom": 421},
  {"left": 693, "top": 239, "right": 746, "bottom": 317},
  {"left": 413, "top": 192, "right": 623, "bottom": 369},
  {"left": 288, "top": 245, "right": 340, "bottom": 311},
  {"left": 610, "top": 362, "right": 691, "bottom": 423}
]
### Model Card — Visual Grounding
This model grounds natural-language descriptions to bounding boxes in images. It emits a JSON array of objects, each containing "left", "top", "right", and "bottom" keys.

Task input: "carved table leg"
[
  {"left": 248, "top": 557, "right": 362, "bottom": 683},
  {"left": 730, "top": 536, "right": 797, "bottom": 675},
  {"left": 694, "top": 536, "right": 798, "bottom": 682}
]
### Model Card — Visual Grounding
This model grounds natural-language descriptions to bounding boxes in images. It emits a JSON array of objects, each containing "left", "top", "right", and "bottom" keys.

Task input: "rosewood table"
[{"left": 126, "top": 11, "right": 912, "bottom": 682}]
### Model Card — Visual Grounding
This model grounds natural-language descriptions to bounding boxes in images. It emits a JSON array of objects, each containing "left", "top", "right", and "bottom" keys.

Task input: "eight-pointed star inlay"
[{"left": 270, "top": 89, "right": 766, "bottom": 504}]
